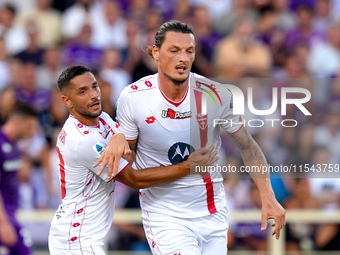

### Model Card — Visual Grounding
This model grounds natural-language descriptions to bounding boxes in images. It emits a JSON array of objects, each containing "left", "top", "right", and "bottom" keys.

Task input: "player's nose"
[
  {"left": 89, "top": 87, "right": 100, "bottom": 99},
  {"left": 179, "top": 50, "right": 189, "bottom": 62}
]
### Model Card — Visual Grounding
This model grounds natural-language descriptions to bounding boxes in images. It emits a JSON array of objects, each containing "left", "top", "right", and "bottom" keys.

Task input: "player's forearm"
[
  {"left": 240, "top": 140, "right": 274, "bottom": 198},
  {"left": 117, "top": 162, "right": 190, "bottom": 189}
]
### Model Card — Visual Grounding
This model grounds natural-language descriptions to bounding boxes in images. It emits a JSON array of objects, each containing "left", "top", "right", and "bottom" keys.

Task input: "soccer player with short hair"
[
  {"left": 97, "top": 20, "right": 286, "bottom": 254},
  {"left": 48, "top": 65, "right": 217, "bottom": 255},
  {"left": 0, "top": 102, "right": 39, "bottom": 255}
]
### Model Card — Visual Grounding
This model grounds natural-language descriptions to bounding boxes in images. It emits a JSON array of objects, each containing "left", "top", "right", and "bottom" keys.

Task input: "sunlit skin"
[
  {"left": 152, "top": 31, "right": 196, "bottom": 102},
  {"left": 61, "top": 72, "right": 102, "bottom": 126}
]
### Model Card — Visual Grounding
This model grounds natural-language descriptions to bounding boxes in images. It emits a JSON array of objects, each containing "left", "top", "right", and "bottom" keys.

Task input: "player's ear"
[
  {"left": 61, "top": 94, "right": 72, "bottom": 109},
  {"left": 152, "top": 45, "right": 159, "bottom": 60}
]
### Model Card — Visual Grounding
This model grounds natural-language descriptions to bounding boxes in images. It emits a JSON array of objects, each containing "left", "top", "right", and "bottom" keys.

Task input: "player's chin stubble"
[
  {"left": 163, "top": 71, "right": 188, "bottom": 86},
  {"left": 77, "top": 107, "right": 102, "bottom": 119}
]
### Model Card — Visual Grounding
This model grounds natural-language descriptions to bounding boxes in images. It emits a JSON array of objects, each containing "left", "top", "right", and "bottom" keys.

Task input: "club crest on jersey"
[
  {"left": 92, "top": 143, "right": 105, "bottom": 156},
  {"left": 162, "top": 108, "right": 192, "bottom": 119},
  {"left": 168, "top": 142, "right": 195, "bottom": 164},
  {"left": 196, "top": 114, "right": 208, "bottom": 130}
]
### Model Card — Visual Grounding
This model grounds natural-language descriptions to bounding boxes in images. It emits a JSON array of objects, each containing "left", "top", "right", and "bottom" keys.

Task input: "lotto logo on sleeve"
[{"left": 92, "top": 143, "right": 105, "bottom": 156}]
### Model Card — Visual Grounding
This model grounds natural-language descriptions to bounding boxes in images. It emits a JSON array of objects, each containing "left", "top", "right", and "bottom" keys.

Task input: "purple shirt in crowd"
[{"left": 0, "top": 129, "right": 21, "bottom": 218}]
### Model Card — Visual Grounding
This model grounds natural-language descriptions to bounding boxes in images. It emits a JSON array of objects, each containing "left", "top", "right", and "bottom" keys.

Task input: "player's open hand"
[
  {"left": 93, "top": 133, "right": 132, "bottom": 179},
  {"left": 186, "top": 145, "right": 219, "bottom": 173},
  {"left": 0, "top": 220, "right": 17, "bottom": 246},
  {"left": 260, "top": 192, "right": 286, "bottom": 240}
]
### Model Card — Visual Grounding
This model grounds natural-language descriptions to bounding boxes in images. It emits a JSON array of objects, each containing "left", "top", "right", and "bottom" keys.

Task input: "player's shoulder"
[
  {"left": 121, "top": 74, "right": 158, "bottom": 95},
  {"left": 191, "top": 72, "right": 233, "bottom": 101},
  {"left": 57, "top": 115, "right": 97, "bottom": 147}
]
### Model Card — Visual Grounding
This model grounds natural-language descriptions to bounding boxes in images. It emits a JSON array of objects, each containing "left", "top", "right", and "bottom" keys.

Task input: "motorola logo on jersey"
[
  {"left": 162, "top": 108, "right": 192, "bottom": 119},
  {"left": 168, "top": 142, "right": 195, "bottom": 164}
]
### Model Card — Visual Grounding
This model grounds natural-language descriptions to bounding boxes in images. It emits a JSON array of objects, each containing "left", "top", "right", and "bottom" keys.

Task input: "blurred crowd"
[{"left": 0, "top": 0, "right": 340, "bottom": 253}]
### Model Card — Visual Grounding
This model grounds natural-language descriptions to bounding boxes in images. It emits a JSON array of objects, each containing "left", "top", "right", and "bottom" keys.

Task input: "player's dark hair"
[
  {"left": 147, "top": 20, "right": 196, "bottom": 57},
  {"left": 57, "top": 65, "right": 92, "bottom": 91},
  {"left": 9, "top": 102, "right": 38, "bottom": 119}
]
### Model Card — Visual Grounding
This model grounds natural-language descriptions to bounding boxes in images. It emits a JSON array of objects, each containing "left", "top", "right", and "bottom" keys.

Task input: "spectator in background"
[
  {"left": 122, "top": 20, "right": 141, "bottom": 73},
  {"left": 214, "top": 18, "right": 271, "bottom": 78},
  {"left": 41, "top": 88, "right": 68, "bottom": 143},
  {"left": 283, "top": 178, "right": 319, "bottom": 251},
  {"left": 0, "top": 86, "right": 16, "bottom": 125},
  {"left": 284, "top": 4, "right": 324, "bottom": 51},
  {"left": 93, "top": 70, "right": 115, "bottom": 118},
  {"left": 0, "top": 102, "right": 39, "bottom": 255},
  {"left": 214, "top": 0, "right": 257, "bottom": 36},
  {"left": 5, "top": 0, "right": 35, "bottom": 16},
  {"left": 131, "top": 31, "right": 158, "bottom": 81},
  {"left": 127, "top": 0, "right": 150, "bottom": 28},
  {"left": 312, "top": 0, "right": 333, "bottom": 33},
  {"left": 15, "top": 62, "right": 51, "bottom": 113},
  {"left": 91, "top": 1, "right": 128, "bottom": 51},
  {"left": 100, "top": 47, "right": 131, "bottom": 105},
  {"left": 307, "top": 24, "right": 340, "bottom": 78},
  {"left": 18, "top": 131, "right": 49, "bottom": 210},
  {"left": 191, "top": 0, "right": 231, "bottom": 23},
  {"left": 144, "top": 9, "right": 163, "bottom": 33},
  {"left": 62, "top": 23, "right": 102, "bottom": 69},
  {"left": 43, "top": 128, "right": 62, "bottom": 209},
  {"left": 0, "top": 37, "right": 10, "bottom": 92},
  {"left": 308, "top": 147, "right": 340, "bottom": 251},
  {"left": 17, "top": 0, "right": 61, "bottom": 48},
  {"left": 234, "top": 183, "right": 268, "bottom": 251},
  {"left": 15, "top": 20, "right": 44, "bottom": 66},
  {"left": 273, "top": 0, "right": 297, "bottom": 31},
  {"left": 313, "top": 107, "right": 340, "bottom": 165},
  {"left": 36, "top": 45, "right": 65, "bottom": 91},
  {"left": 190, "top": 5, "right": 222, "bottom": 77},
  {"left": 0, "top": 4, "right": 28, "bottom": 55},
  {"left": 171, "top": 0, "right": 191, "bottom": 24},
  {"left": 150, "top": 0, "right": 175, "bottom": 21},
  {"left": 285, "top": 123, "right": 315, "bottom": 172},
  {"left": 256, "top": 5, "right": 279, "bottom": 46},
  {"left": 61, "top": 0, "right": 99, "bottom": 41}
]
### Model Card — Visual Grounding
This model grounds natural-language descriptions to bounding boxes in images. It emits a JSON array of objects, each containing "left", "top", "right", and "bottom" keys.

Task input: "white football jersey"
[
  {"left": 49, "top": 112, "right": 129, "bottom": 250},
  {"left": 116, "top": 73, "right": 242, "bottom": 218}
]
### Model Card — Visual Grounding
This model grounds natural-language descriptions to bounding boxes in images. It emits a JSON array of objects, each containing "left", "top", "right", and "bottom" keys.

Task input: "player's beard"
[
  {"left": 74, "top": 104, "right": 102, "bottom": 119},
  {"left": 163, "top": 70, "right": 188, "bottom": 85}
]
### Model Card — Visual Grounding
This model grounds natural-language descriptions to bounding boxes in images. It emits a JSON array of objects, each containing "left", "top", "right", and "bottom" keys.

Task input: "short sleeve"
[
  {"left": 219, "top": 87, "right": 243, "bottom": 133},
  {"left": 76, "top": 137, "right": 129, "bottom": 181},
  {"left": 115, "top": 88, "right": 138, "bottom": 140}
]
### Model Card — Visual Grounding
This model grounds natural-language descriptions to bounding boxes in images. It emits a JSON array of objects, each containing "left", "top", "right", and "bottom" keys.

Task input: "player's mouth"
[
  {"left": 90, "top": 101, "right": 101, "bottom": 109},
  {"left": 176, "top": 65, "right": 187, "bottom": 74}
]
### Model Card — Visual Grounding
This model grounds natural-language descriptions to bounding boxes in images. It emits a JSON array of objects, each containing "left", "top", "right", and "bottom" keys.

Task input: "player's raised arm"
[
  {"left": 228, "top": 126, "right": 286, "bottom": 240},
  {"left": 115, "top": 145, "right": 219, "bottom": 189}
]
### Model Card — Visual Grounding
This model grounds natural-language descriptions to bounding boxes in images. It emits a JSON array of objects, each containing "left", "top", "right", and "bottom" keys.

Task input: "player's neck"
[
  {"left": 70, "top": 111, "right": 99, "bottom": 127},
  {"left": 158, "top": 73, "right": 189, "bottom": 102}
]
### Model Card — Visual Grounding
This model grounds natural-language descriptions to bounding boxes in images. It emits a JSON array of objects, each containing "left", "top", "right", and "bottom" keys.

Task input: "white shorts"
[
  {"left": 49, "top": 245, "right": 105, "bottom": 255},
  {"left": 142, "top": 206, "right": 228, "bottom": 255}
]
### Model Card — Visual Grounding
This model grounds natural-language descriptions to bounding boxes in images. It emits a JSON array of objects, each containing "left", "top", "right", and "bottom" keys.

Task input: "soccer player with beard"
[
  {"left": 96, "top": 21, "right": 286, "bottom": 254},
  {"left": 48, "top": 65, "right": 217, "bottom": 255}
]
